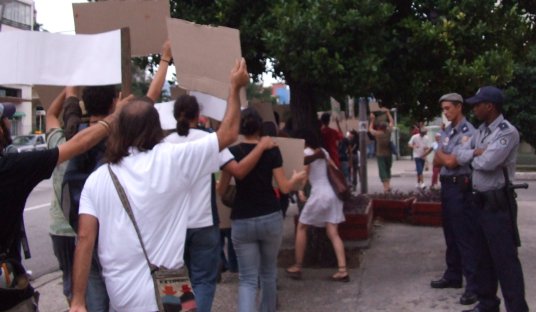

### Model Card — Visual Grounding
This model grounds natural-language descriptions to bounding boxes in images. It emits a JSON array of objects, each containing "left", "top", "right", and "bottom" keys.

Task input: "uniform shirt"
[
  {"left": 79, "top": 134, "right": 220, "bottom": 312},
  {"left": 164, "top": 129, "right": 234, "bottom": 229},
  {"left": 455, "top": 115, "right": 519, "bottom": 192},
  {"left": 440, "top": 117, "right": 474, "bottom": 176},
  {"left": 408, "top": 133, "right": 431, "bottom": 158}
]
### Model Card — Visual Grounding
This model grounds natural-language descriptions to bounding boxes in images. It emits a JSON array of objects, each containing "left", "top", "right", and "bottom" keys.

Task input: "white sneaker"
[
  {"left": 419, "top": 182, "right": 426, "bottom": 189},
  {"left": 415, "top": 183, "right": 421, "bottom": 188}
]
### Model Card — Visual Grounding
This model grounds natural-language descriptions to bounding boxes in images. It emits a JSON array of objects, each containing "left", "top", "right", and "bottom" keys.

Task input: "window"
[{"left": 2, "top": 1, "right": 32, "bottom": 30}]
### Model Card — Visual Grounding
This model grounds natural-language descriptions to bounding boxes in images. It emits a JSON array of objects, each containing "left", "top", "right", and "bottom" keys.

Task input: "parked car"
[{"left": 11, "top": 134, "right": 47, "bottom": 153}]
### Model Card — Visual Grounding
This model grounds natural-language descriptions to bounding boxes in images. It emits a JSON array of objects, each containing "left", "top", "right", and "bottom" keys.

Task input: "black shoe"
[
  {"left": 462, "top": 306, "right": 499, "bottom": 312},
  {"left": 459, "top": 292, "right": 478, "bottom": 305},
  {"left": 430, "top": 277, "right": 462, "bottom": 289}
]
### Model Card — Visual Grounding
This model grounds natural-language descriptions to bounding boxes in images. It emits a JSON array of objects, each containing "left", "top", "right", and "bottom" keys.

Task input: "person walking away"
[
  {"left": 218, "top": 108, "right": 305, "bottom": 312},
  {"left": 431, "top": 93, "right": 478, "bottom": 306},
  {"left": 440, "top": 86, "right": 528, "bottom": 312},
  {"left": 408, "top": 127, "right": 432, "bottom": 189},
  {"left": 164, "top": 95, "right": 275, "bottom": 311},
  {"left": 286, "top": 129, "right": 349, "bottom": 282},
  {"left": 319, "top": 112, "right": 343, "bottom": 167},
  {"left": 369, "top": 107, "right": 394, "bottom": 192}
]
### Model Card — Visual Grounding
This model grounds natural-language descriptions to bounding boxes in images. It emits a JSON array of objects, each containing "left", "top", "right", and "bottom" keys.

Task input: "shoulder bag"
[
  {"left": 326, "top": 157, "right": 351, "bottom": 201},
  {"left": 108, "top": 165, "right": 197, "bottom": 312}
]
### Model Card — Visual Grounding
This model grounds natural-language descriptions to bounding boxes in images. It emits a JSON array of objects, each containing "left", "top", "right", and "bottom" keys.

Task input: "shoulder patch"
[{"left": 498, "top": 122, "right": 509, "bottom": 131}]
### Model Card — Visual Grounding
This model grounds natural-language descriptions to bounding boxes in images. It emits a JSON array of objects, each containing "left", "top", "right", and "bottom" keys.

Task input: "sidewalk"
[{"left": 34, "top": 159, "right": 536, "bottom": 312}]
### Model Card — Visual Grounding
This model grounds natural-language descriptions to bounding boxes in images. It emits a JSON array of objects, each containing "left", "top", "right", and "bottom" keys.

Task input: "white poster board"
[{"left": 0, "top": 30, "right": 121, "bottom": 86}]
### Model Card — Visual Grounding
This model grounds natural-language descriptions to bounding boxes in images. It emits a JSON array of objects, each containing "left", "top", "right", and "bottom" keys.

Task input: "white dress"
[{"left": 299, "top": 147, "right": 345, "bottom": 227}]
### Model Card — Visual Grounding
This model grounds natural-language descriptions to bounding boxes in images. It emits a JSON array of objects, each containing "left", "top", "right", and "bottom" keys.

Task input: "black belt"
[{"left": 440, "top": 175, "right": 470, "bottom": 184}]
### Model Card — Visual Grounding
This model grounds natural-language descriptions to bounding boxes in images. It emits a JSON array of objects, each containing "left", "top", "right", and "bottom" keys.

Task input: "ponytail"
[{"left": 173, "top": 95, "right": 200, "bottom": 137}]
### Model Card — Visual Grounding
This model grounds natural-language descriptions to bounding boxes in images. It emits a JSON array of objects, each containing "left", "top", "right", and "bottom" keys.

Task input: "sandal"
[
  {"left": 286, "top": 264, "right": 302, "bottom": 280},
  {"left": 331, "top": 266, "right": 350, "bottom": 282}
]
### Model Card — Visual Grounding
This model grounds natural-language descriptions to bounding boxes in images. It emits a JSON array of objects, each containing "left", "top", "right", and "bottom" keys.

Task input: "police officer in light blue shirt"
[
  {"left": 432, "top": 93, "right": 478, "bottom": 306},
  {"left": 440, "top": 86, "right": 528, "bottom": 312}
]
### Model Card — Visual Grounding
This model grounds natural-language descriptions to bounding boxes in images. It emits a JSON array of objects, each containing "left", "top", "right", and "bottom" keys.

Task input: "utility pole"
[{"left": 358, "top": 97, "right": 368, "bottom": 194}]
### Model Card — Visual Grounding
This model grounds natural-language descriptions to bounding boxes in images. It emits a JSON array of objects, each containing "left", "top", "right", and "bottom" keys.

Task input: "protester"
[
  {"left": 218, "top": 107, "right": 305, "bottom": 312},
  {"left": 0, "top": 103, "right": 17, "bottom": 154},
  {"left": 45, "top": 88, "right": 79, "bottom": 305},
  {"left": 369, "top": 108, "right": 394, "bottom": 192},
  {"left": 320, "top": 112, "right": 343, "bottom": 167},
  {"left": 0, "top": 93, "right": 132, "bottom": 311},
  {"left": 164, "top": 94, "right": 275, "bottom": 311},
  {"left": 286, "top": 129, "right": 349, "bottom": 282},
  {"left": 68, "top": 58, "right": 249, "bottom": 312},
  {"left": 338, "top": 133, "right": 351, "bottom": 186},
  {"left": 438, "top": 86, "right": 528, "bottom": 312},
  {"left": 408, "top": 127, "right": 432, "bottom": 189},
  {"left": 431, "top": 93, "right": 478, "bottom": 306}
]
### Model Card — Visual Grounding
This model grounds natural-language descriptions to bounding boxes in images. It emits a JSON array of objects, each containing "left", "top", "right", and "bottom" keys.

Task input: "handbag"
[
  {"left": 221, "top": 184, "right": 236, "bottom": 207},
  {"left": 108, "top": 165, "right": 197, "bottom": 312},
  {"left": 326, "top": 159, "right": 351, "bottom": 201}
]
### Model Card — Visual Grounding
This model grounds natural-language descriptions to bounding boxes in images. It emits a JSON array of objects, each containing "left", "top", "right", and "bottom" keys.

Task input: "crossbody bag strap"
[{"left": 107, "top": 165, "right": 157, "bottom": 273}]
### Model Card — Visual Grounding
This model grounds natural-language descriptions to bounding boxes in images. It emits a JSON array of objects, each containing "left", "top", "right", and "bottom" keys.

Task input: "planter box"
[
  {"left": 409, "top": 201, "right": 442, "bottom": 226},
  {"left": 371, "top": 197, "right": 414, "bottom": 222},
  {"left": 339, "top": 201, "right": 373, "bottom": 241}
]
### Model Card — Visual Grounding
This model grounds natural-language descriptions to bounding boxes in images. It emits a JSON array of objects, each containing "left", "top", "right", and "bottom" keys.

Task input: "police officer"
[
  {"left": 442, "top": 86, "right": 528, "bottom": 312},
  {"left": 432, "top": 93, "right": 478, "bottom": 306}
]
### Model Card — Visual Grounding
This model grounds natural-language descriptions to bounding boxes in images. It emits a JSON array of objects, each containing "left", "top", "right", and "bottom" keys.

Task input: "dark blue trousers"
[
  {"left": 473, "top": 206, "right": 528, "bottom": 312},
  {"left": 440, "top": 181, "right": 478, "bottom": 294}
]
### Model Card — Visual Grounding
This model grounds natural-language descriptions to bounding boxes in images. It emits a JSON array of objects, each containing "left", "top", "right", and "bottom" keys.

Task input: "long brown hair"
[{"left": 105, "top": 100, "right": 164, "bottom": 164}]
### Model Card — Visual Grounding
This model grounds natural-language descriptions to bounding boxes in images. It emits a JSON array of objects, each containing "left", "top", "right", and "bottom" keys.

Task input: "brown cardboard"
[
  {"left": 369, "top": 100, "right": 381, "bottom": 112},
  {"left": 166, "top": 18, "right": 247, "bottom": 105},
  {"left": 170, "top": 85, "right": 188, "bottom": 100},
  {"left": 73, "top": 0, "right": 169, "bottom": 57},
  {"left": 273, "top": 137, "right": 305, "bottom": 180},
  {"left": 34, "top": 85, "right": 83, "bottom": 110},
  {"left": 250, "top": 101, "right": 276, "bottom": 125}
]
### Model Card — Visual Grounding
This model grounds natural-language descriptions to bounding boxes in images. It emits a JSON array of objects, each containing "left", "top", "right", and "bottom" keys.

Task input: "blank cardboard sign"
[
  {"left": 73, "top": 0, "right": 169, "bottom": 57},
  {"left": 167, "top": 18, "right": 246, "bottom": 105},
  {"left": 273, "top": 137, "right": 305, "bottom": 180}
]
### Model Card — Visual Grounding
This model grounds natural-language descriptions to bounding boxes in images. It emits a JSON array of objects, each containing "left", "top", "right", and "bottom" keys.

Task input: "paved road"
[{"left": 21, "top": 161, "right": 536, "bottom": 280}]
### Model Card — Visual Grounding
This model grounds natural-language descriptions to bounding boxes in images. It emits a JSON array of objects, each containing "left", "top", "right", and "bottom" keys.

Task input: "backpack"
[{"left": 61, "top": 126, "right": 106, "bottom": 231}]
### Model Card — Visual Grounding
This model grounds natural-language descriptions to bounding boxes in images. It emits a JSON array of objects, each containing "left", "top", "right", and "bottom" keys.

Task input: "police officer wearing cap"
[
  {"left": 439, "top": 86, "right": 528, "bottom": 312},
  {"left": 433, "top": 93, "right": 478, "bottom": 306}
]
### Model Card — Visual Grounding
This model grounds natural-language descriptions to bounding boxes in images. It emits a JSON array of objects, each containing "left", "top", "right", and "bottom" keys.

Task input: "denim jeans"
[
  {"left": 220, "top": 228, "right": 238, "bottom": 272},
  {"left": 184, "top": 225, "right": 220, "bottom": 312},
  {"left": 415, "top": 157, "right": 425, "bottom": 176},
  {"left": 232, "top": 211, "right": 283, "bottom": 312},
  {"left": 86, "top": 248, "right": 109, "bottom": 312},
  {"left": 51, "top": 235, "right": 76, "bottom": 300}
]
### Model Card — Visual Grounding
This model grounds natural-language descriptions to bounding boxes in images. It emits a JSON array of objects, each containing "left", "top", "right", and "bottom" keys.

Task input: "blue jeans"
[
  {"left": 415, "top": 157, "right": 425, "bottom": 176},
  {"left": 184, "top": 225, "right": 220, "bottom": 312},
  {"left": 232, "top": 211, "right": 283, "bottom": 312},
  {"left": 86, "top": 249, "right": 109, "bottom": 312},
  {"left": 220, "top": 228, "right": 238, "bottom": 272}
]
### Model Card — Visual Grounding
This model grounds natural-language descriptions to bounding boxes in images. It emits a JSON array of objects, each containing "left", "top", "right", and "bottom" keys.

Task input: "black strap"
[{"left": 107, "top": 165, "right": 158, "bottom": 274}]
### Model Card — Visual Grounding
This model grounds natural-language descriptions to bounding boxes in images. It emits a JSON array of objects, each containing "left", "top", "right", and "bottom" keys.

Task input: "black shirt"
[
  {"left": 230, "top": 143, "right": 283, "bottom": 220},
  {"left": 0, "top": 148, "right": 59, "bottom": 260}
]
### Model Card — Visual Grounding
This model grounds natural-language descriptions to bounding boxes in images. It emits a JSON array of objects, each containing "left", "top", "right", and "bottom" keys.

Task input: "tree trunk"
[{"left": 286, "top": 77, "right": 323, "bottom": 133}]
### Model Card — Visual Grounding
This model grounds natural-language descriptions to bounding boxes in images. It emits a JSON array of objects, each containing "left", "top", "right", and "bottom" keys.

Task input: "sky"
[{"left": 32, "top": 0, "right": 280, "bottom": 86}]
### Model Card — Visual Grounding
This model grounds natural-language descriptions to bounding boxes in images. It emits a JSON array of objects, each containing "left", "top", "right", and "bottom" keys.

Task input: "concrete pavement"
[{"left": 33, "top": 159, "right": 536, "bottom": 312}]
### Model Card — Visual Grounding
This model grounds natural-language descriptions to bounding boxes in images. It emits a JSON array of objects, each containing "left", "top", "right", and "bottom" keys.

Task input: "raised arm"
[
  {"left": 62, "top": 86, "right": 83, "bottom": 140},
  {"left": 146, "top": 40, "right": 172, "bottom": 102},
  {"left": 382, "top": 107, "right": 394, "bottom": 128},
  {"left": 45, "top": 89, "right": 67, "bottom": 131},
  {"left": 216, "top": 59, "right": 249, "bottom": 151},
  {"left": 368, "top": 113, "right": 379, "bottom": 136}
]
